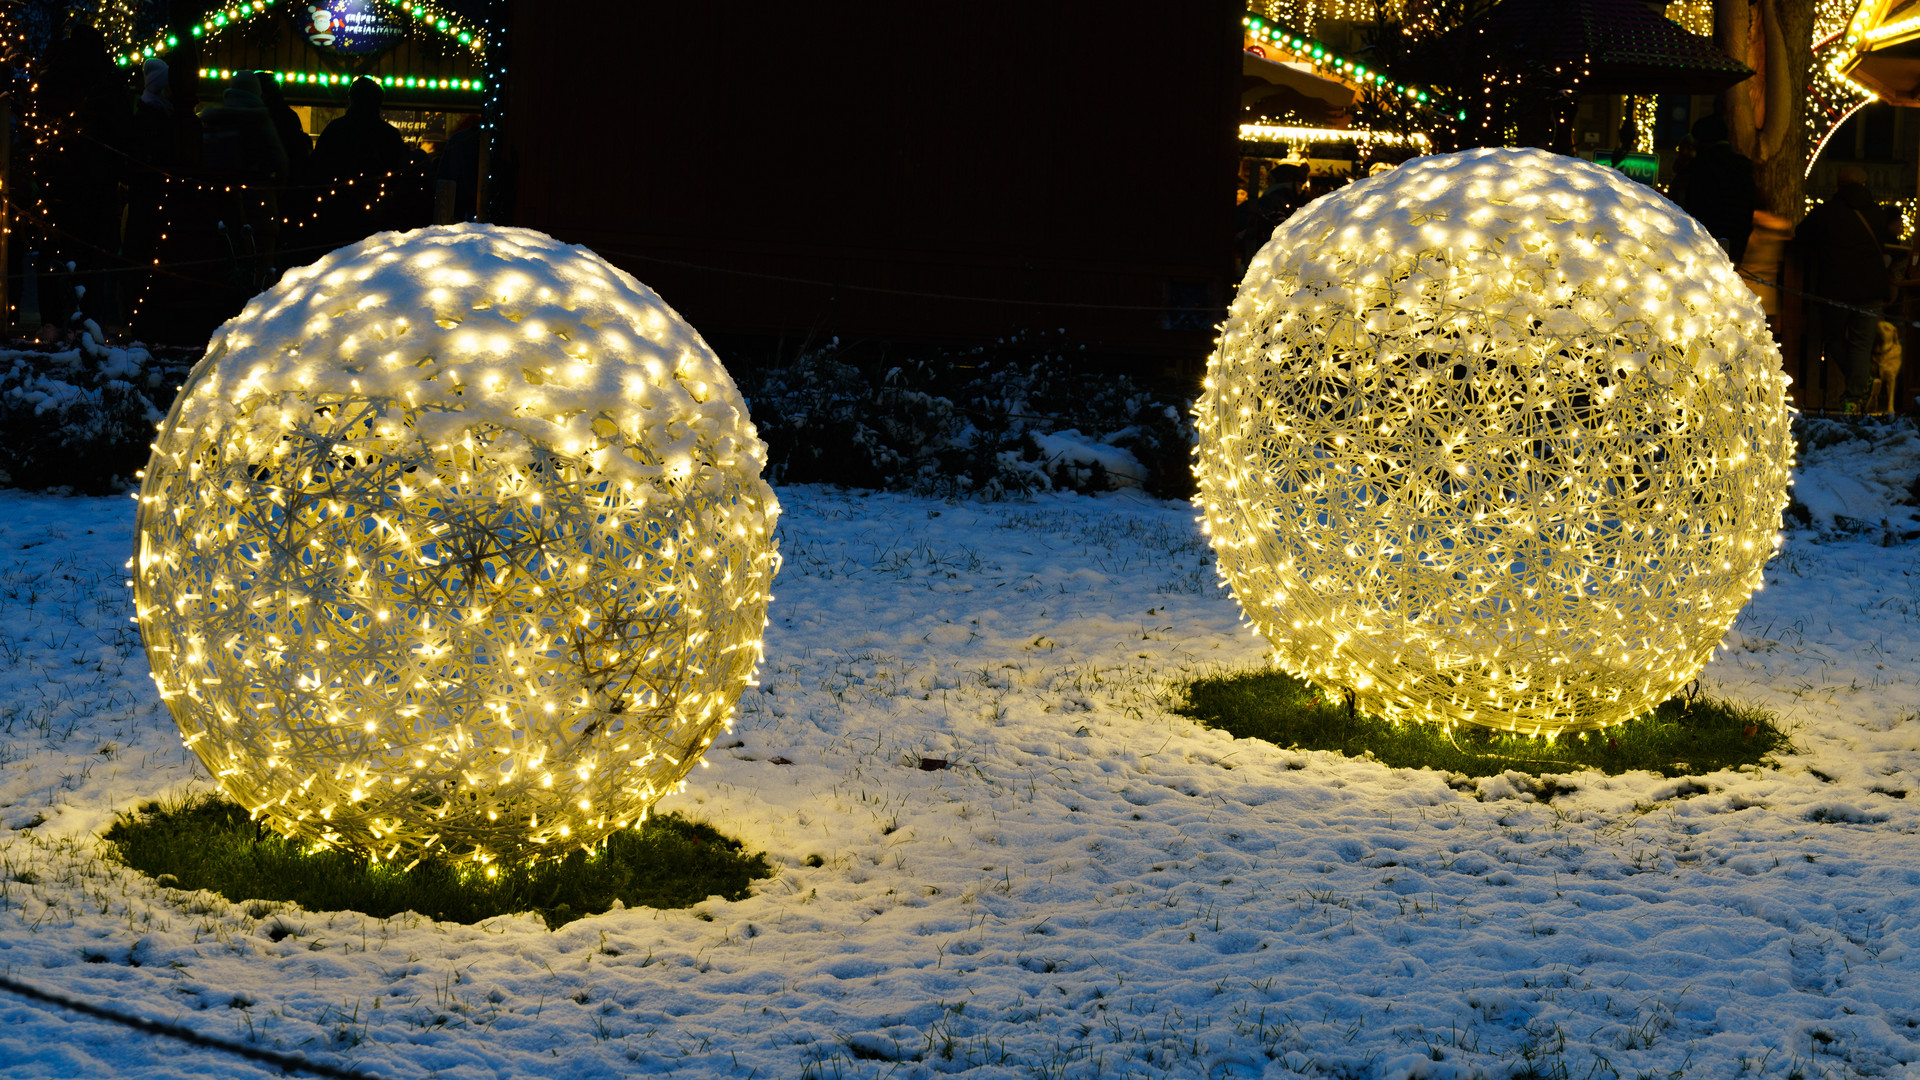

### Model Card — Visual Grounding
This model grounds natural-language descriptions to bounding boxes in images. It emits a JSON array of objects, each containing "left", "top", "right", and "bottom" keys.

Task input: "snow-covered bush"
[
  {"left": 0, "top": 331, "right": 174, "bottom": 494},
  {"left": 736, "top": 334, "right": 1196, "bottom": 500},
  {"left": 1784, "top": 415, "right": 1920, "bottom": 540}
]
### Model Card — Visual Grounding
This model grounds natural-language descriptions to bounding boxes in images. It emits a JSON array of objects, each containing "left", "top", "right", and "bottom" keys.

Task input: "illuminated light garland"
[
  {"left": 1254, "top": 0, "right": 1408, "bottom": 37},
  {"left": 1807, "top": 0, "right": 1873, "bottom": 173},
  {"left": 1632, "top": 95, "right": 1658, "bottom": 154},
  {"left": 1194, "top": 149, "right": 1793, "bottom": 736},
  {"left": 132, "top": 225, "right": 782, "bottom": 866},
  {"left": 1240, "top": 123, "right": 1431, "bottom": 148},
  {"left": 1864, "top": 12, "right": 1920, "bottom": 41},
  {"left": 198, "top": 67, "right": 484, "bottom": 92},
  {"left": 1807, "top": 96, "right": 1875, "bottom": 177},
  {"left": 1243, "top": 15, "right": 1433, "bottom": 101},
  {"left": 119, "top": 0, "right": 485, "bottom": 67},
  {"left": 1662, "top": 0, "right": 1714, "bottom": 36}
]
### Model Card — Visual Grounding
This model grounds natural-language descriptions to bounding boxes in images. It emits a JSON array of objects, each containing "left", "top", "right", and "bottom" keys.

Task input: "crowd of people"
[{"left": 24, "top": 17, "right": 477, "bottom": 344}]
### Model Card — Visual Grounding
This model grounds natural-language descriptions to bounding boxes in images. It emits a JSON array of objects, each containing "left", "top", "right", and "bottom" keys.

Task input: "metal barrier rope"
[
  {"left": 1736, "top": 266, "right": 1920, "bottom": 326},
  {"left": 0, "top": 972, "right": 391, "bottom": 1080}
]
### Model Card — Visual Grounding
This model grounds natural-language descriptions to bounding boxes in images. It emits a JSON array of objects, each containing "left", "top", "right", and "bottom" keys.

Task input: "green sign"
[{"left": 1604, "top": 151, "right": 1660, "bottom": 185}]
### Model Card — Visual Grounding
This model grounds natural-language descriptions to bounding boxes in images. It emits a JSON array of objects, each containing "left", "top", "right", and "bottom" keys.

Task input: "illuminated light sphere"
[
  {"left": 133, "top": 225, "right": 782, "bottom": 864},
  {"left": 1195, "top": 148, "right": 1792, "bottom": 735}
]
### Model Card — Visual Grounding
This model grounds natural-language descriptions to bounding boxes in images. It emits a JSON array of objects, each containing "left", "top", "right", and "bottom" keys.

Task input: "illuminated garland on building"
[
  {"left": 200, "top": 67, "right": 484, "bottom": 93},
  {"left": 119, "top": 0, "right": 486, "bottom": 67},
  {"left": 1252, "top": 0, "right": 1408, "bottom": 38},
  {"left": 1244, "top": 15, "right": 1432, "bottom": 101},
  {"left": 1806, "top": 0, "right": 1874, "bottom": 176},
  {"left": 1662, "top": 0, "right": 1713, "bottom": 36},
  {"left": 1632, "top": 94, "right": 1658, "bottom": 154},
  {"left": 1240, "top": 123, "right": 1430, "bottom": 147}
]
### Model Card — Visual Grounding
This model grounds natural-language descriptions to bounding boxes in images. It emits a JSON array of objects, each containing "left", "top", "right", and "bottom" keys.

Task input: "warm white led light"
[
  {"left": 134, "top": 225, "right": 781, "bottom": 864},
  {"left": 1195, "top": 149, "right": 1793, "bottom": 735},
  {"left": 1239, "top": 123, "right": 1432, "bottom": 149}
]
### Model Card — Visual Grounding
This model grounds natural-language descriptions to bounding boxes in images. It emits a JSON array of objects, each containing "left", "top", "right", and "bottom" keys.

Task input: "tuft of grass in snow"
[
  {"left": 102, "top": 795, "right": 772, "bottom": 928},
  {"left": 1177, "top": 669, "right": 1791, "bottom": 779}
]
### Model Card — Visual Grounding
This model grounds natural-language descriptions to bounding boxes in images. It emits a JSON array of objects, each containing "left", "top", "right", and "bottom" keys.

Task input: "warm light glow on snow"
[
  {"left": 132, "top": 225, "right": 781, "bottom": 865},
  {"left": 1194, "top": 148, "right": 1793, "bottom": 735}
]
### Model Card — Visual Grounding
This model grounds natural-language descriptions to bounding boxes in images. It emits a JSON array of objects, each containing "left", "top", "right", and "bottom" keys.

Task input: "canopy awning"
[
  {"left": 1405, "top": 0, "right": 1752, "bottom": 96},
  {"left": 1242, "top": 48, "right": 1353, "bottom": 128},
  {"left": 1837, "top": 0, "right": 1920, "bottom": 105}
]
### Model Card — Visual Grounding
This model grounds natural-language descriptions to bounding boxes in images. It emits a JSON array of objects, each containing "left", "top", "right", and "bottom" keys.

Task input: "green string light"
[
  {"left": 201, "top": 67, "right": 483, "bottom": 93},
  {"left": 122, "top": 0, "right": 483, "bottom": 67},
  {"left": 1243, "top": 12, "right": 1435, "bottom": 111}
]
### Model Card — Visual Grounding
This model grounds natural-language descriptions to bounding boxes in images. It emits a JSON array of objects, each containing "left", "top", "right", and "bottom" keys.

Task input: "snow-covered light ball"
[
  {"left": 1195, "top": 149, "right": 1792, "bottom": 735},
  {"left": 132, "top": 225, "right": 781, "bottom": 864}
]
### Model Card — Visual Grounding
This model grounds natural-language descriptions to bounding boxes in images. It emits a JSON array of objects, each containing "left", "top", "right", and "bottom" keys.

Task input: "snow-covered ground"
[{"left": 1, "top": 421, "right": 1919, "bottom": 1080}]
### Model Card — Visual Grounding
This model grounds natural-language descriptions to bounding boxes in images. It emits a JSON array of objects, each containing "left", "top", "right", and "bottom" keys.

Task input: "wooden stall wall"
[{"left": 500, "top": 1, "right": 1241, "bottom": 367}]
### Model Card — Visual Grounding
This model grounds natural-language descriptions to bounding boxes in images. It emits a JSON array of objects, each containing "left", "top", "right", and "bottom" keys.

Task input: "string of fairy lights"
[
  {"left": 1251, "top": 0, "right": 1408, "bottom": 38},
  {"left": 119, "top": 0, "right": 485, "bottom": 68},
  {"left": 1240, "top": 122, "right": 1430, "bottom": 147},
  {"left": 1246, "top": 0, "right": 1879, "bottom": 182},
  {"left": 196, "top": 67, "right": 483, "bottom": 92},
  {"left": 120, "top": 166, "right": 427, "bottom": 330},
  {"left": 1806, "top": 0, "right": 1876, "bottom": 175},
  {"left": 1243, "top": 15, "right": 1433, "bottom": 102},
  {"left": 0, "top": 0, "right": 493, "bottom": 335},
  {"left": 1240, "top": 11, "right": 1450, "bottom": 157}
]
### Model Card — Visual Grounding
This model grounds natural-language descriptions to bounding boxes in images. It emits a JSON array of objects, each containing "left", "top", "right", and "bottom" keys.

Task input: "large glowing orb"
[
  {"left": 1194, "top": 149, "right": 1792, "bottom": 734},
  {"left": 133, "top": 225, "right": 781, "bottom": 864}
]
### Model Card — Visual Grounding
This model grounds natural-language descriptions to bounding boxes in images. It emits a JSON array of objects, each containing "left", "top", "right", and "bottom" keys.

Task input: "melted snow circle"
[
  {"left": 1195, "top": 148, "right": 1793, "bottom": 734},
  {"left": 132, "top": 224, "right": 782, "bottom": 865}
]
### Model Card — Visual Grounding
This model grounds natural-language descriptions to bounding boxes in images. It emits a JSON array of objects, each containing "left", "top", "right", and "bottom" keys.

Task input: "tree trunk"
[{"left": 1720, "top": 0, "right": 1815, "bottom": 221}]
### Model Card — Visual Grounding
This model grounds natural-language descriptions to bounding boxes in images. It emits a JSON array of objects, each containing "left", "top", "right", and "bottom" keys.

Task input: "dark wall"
[{"left": 502, "top": 1, "right": 1240, "bottom": 364}]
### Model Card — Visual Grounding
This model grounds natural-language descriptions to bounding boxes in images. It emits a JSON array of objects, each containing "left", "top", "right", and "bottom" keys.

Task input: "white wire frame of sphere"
[
  {"left": 132, "top": 225, "right": 781, "bottom": 867},
  {"left": 1195, "top": 148, "right": 1794, "bottom": 736}
]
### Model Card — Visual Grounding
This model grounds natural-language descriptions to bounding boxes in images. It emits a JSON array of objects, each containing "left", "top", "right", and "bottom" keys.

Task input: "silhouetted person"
[
  {"left": 434, "top": 113, "right": 482, "bottom": 221},
  {"left": 35, "top": 16, "right": 129, "bottom": 329},
  {"left": 165, "top": 35, "right": 203, "bottom": 167},
  {"left": 37, "top": 18, "right": 119, "bottom": 128},
  {"left": 256, "top": 71, "right": 310, "bottom": 180},
  {"left": 310, "top": 76, "right": 405, "bottom": 182},
  {"left": 1678, "top": 113, "right": 1756, "bottom": 263},
  {"left": 200, "top": 72, "right": 287, "bottom": 292},
  {"left": 132, "top": 58, "right": 174, "bottom": 166},
  {"left": 1800, "top": 165, "right": 1893, "bottom": 413},
  {"left": 200, "top": 70, "right": 287, "bottom": 182}
]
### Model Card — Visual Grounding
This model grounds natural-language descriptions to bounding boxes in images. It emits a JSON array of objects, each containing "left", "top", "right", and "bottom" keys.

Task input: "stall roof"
[
  {"left": 1837, "top": 0, "right": 1920, "bottom": 106},
  {"left": 1406, "top": 0, "right": 1752, "bottom": 96}
]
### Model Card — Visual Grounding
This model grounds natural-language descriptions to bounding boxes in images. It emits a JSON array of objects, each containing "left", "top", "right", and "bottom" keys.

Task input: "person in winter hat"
[
  {"left": 199, "top": 70, "right": 289, "bottom": 181},
  {"left": 310, "top": 75, "right": 406, "bottom": 181},
  {"left": 133, "top": 57, "right": 173, "bottom": 166},
  {"left": 255, "top": 70, "right": 311, "bottom": 180}
]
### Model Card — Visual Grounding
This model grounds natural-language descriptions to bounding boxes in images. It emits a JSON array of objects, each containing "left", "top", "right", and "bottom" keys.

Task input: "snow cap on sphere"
[
  {"left": 1197, "top": 147, "right": 1794, "bottom": 736},
  {"left": 1238, "top": 147, "right": 1753, "bottom": 345},
  {"left": 188, "top": 223, "right": 763, "bottom": 491}
]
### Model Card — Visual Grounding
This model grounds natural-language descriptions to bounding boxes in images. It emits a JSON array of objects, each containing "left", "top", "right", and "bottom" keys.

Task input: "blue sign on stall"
[{"left": 297, "top": 1, "right": 405, "bottom": 56}]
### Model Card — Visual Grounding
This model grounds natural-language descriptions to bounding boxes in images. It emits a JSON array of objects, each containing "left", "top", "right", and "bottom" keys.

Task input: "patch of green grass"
[
  {"left": 103, "top": 795, "right": 773, "bottom": 928},
  {"left": 1177, "top": 669, "right": 1792, "bottom": 780}
]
